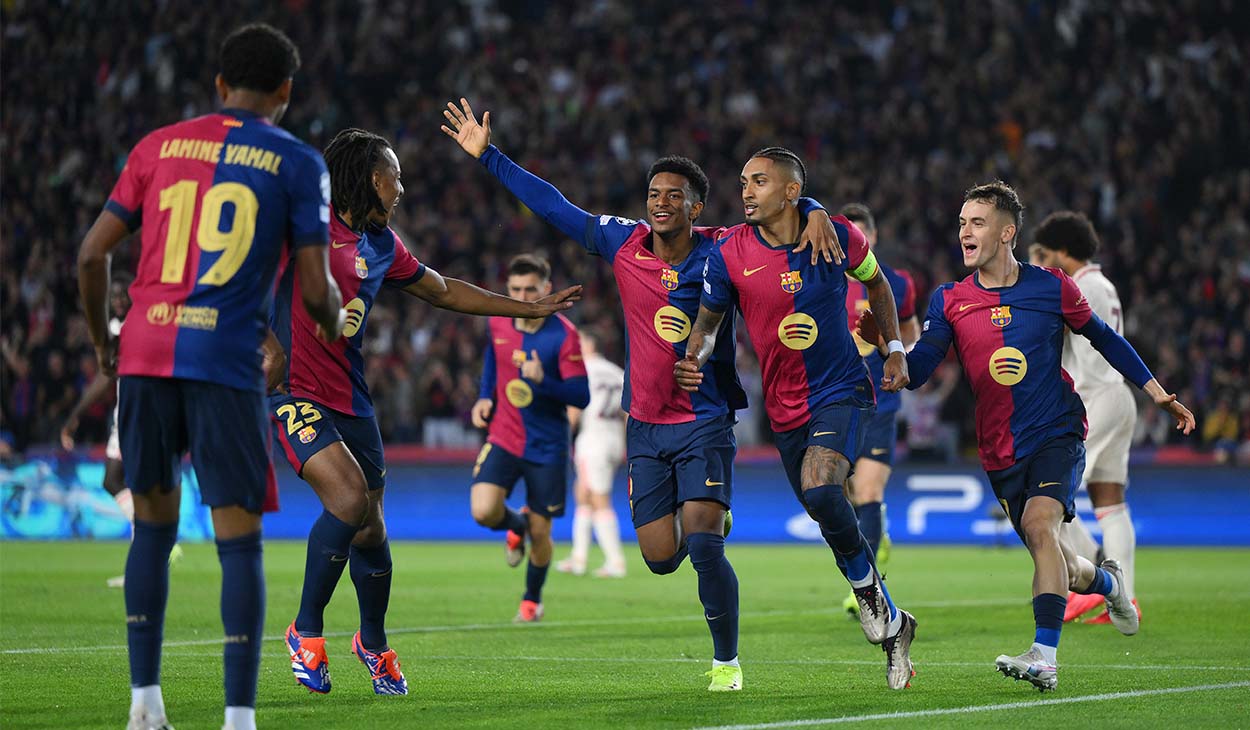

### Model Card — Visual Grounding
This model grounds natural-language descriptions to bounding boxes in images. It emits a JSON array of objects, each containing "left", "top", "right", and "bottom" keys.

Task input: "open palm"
[{"left": 441, "top": 97, "right": 491, "bottom": 159}]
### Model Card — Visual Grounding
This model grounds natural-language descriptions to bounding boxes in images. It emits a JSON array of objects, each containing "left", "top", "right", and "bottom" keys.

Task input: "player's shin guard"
[
  {"left": 687, "top": 532, "right": 739, "bottom": 662},
  {"left": 803, "top": 485, "right": 866, "bottom": 561},
  {"left": 644, "top": 543, "right": 689, "bottom": 575},
  {"left": 854, "top": 501, "right": 884, "bottom": 559},
  {"left": 1032, "top": 593, "right": 1066, "bottom": 664},
  {"left": 350, "top": 540, "right": 393, "bottom": 652},
  {"left": 217, "top": 531, "right": 265, "bottom": 709},
  {"left": 295, "top": 509, "right": 357, "bottom": 636},
  {"left": 125, "top": 520, "right": 178, "bottom": 688}
]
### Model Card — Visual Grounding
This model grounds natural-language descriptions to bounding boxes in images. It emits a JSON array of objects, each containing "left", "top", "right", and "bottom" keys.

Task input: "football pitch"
[{"left": 2, "top": 542, "right": 1247, "bottom": 729}]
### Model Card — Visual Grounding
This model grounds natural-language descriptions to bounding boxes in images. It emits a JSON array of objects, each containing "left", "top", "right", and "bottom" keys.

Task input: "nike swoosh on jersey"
[
  {"left": 958, "top": 303, "right": 976, "bottom": 311},
  {"left": 331, "top": 241, "right": 352, "bottom": 249},
  {"left": 1038, "top": 481, "right": 1061, "bottom": 488},
  {"left": 705, "top": 478, "right": 724, "bottom": 487},
  {"left": 813, "top": 430, "right": 837, "bottom": 437},
  {"left": 743, "top": 265, "right": 768, "bottom": 276},
  {"left": 546, "top": 503, "right": 565, "bottom": 512},
  {"left": 634, "top": 250, "right": 657, "bottom": 260},
  {"left": 494, "top": 338, "right": 509, "bottom": 344}
]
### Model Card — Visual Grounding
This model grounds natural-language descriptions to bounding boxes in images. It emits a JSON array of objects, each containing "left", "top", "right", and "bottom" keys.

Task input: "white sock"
[
  {"left": 1096, "top": 503, "right": 1136, "bottom": 599},
  {"left": 130, "top": 685, "right": 165, "bottom": 718},
  {"left": 713, "top": 656, "right": 740, "bottom": 668},
  {"left": 1031, "top": 642, "right": 1058, "bottom": 666},
  {"left": 224, "top": 706, "right": 256, "bottom": 730},
  {"left": 885, "top": 610, "right": 903, "bottom": 637},
  {"left": 569, "top": 505, "right": 592, "bottom": 565},
  {"left": 1060, "top": 514, "right": 1099, "bottom": 564},
  {"left": 115, "top": 488, "right": 134, "bottom": 524},
  {"left": 591, "top": 508, "right": 626, "bottom": 568}
]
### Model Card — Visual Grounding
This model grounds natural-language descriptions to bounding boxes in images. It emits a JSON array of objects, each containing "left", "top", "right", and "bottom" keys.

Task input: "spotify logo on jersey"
[
  {"left": 653, "top": 306, "right": 692, "bottom": 343},
  {"left": 989, "top": 346, "right": 1028, "bottom": 386},
  {"left": 343, "top": 298, "right": 367, "bottom": 337},
  {"left": 505, "top": 378, "right": 534, "bottom": 408},
  {"left": 778, "top": 313, "right": 818, "bottom": 350}
]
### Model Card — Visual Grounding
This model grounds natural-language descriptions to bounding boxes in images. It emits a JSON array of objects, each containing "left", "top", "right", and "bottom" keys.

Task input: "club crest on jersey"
[
  {"left": 990, "top": 305, "right": 1012, "bottom": 327},
  {"left": 355, "top": 255, "right": 368, "bottom": 279},
  {"left": 511, "top": 349, "right": 528, "bottom": 368},
  {"left": 297, "top": 425, "right": 317, "bottom": 444},
  {"left": 660, "top": 268, "right": 679, "bottom": 291},
  {"left": 780, "top": 270, "right": 803, "bottom": 294}
]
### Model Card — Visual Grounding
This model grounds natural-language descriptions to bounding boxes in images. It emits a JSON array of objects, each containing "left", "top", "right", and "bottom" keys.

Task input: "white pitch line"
[
  {"left": 689, "top": 682, "right": 1250, "bottom": 730},
  {"left": 0, "top": 597, "right": 1024, "bottom": 655}
]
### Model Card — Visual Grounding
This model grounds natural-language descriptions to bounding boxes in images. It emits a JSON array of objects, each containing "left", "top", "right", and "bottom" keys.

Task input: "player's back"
[
  {"left": 581, "top": 355, "right": 626, "bottom": 438},
  {"left": 1064, "top": 264, "right": 1126, "bottom": 395},
  {"left": 109, "top": 109, "right": 328, "bottom": 392}
]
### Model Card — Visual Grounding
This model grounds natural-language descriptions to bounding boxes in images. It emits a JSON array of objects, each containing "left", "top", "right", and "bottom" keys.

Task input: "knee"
[
  {"left": 527, "top": 519, "right": 551, "bottom": 544},
  {"left": 644, "top": 553, "right": 685, "bottom": 575},
  {"left": 470, "top": 496, "right": 501, "bottom": 527},
  {"left": 1022, "top": 517, "right": 1057, "bottom": 550},
  {"left": 352, "top": 514, "right": 387, "bottom": 548}
]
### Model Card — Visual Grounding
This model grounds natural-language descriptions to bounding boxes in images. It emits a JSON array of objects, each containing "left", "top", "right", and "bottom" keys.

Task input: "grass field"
[{"left": 2, "top": 541, "right": 1247, "bottom": 729}]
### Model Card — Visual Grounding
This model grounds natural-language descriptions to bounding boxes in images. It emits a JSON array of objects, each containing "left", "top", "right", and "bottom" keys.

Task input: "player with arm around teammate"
[
  {"left": 859, "top": 182, "right": 1194, "bottom": 692},
  {"left": 1030, "top": 212, "right": 1142, "bottom": 625},
  {"left": 442, "top": 97, "right": 844, "bottom": 691},
  {"left": 678, "top": 148, "right": 918, "bottom": 691},
  {"left": 275, "top": 130, "right": 580, "bottom": 696},
  {"left": 558, "top": 327, "right": 629, "bottom": 578},
  {"left": 77, "top": 24, "right": 344, "bottom": 730}
]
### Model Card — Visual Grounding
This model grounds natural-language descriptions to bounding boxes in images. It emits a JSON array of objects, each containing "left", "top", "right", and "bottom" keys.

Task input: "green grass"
[{"left": 2, "top": 542, "right": 1247, "bottom": 729}]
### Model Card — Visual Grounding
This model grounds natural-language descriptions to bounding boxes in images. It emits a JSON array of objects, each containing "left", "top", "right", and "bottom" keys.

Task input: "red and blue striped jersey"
[
  {"left": 586, "top": 217, "right": 746, "bottom": 424},
  {"left": 702, "top": 217, "right": 876, "bottom": 432},
  {"left": 105, "top": 108, "right": 329, "bottom": 391},
  {"left": 916, "top": 264, "right": 1093, "bottom": 471},
  {"left": 480, "top": 314, "right": 588, "bottom": 464},
  {"left": 846, "top": 261, "right": 916, "bottom": 413},
  {"left": 271, "top": 209, "right": 425, "bottom": 417}
]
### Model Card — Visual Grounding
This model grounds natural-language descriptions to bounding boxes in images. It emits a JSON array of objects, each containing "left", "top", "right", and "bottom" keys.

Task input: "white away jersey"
[
  {"left": 581, "top": 354, "right": 626, "bottom": 438},
  {"left": 1064, "top": 264, "right": 1128, "bottom": 393}
]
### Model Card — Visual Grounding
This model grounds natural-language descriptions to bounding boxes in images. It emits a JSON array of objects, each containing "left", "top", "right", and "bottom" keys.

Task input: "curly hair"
[
  {"left": 646, "top": 155, "right": 710, "bottom": 203},
  {"left": 1032, "top": 210, "right": 1101, "bottom": 261},
  {"left": 323, "top": 128, "right": 392, "bottom": 230},
  {"left": 219, "top": 23, "right": 300, "bottom": 94}
]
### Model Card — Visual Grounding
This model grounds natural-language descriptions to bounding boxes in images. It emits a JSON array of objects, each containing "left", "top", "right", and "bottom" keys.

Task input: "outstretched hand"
[
  {"left": 531, "top": 285, "right": 583, "bottom": 315},
  {"left": 441, "top": 97, "right": 492, "bottom": 159},
  {"left": 1154, "top": 391, "right": 1197, "bottom": 435}
]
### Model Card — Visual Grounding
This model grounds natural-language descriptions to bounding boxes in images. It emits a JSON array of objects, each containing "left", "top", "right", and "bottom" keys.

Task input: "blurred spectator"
[{"left": 1, "top": 0, "right": 1247, "bottom": 455}]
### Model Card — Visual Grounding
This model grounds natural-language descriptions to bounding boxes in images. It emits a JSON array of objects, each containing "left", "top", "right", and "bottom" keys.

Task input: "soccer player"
[
  {"left": 469, "top": 254, "right": 590, "bottom": 622},
  {"left": 837, "top": 203, "right": 919, "bottom": 617},
  {"left": 443, "top": 97, "right": 842, "bottom": 691},
  {"left": 1030, "top": 212, "right": 1142, "bottom": 625},
  {"left": 76, "top": 24, "right": 345, "bottom": 730},
  {"left": 678, "top": 148, "right": 918, "bottom": 691},
  {"left": 276, "top": 130, "right": 581, "bottom": 696},
  {"left": 557, "top": 327, "right": 629, "bottom": 578},
  {"left": 858, "top": 181, "right": 1194, "bottom": 691}
]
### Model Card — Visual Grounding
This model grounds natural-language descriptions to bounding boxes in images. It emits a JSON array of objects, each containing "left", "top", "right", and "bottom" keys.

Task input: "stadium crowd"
[{"left": 2, "top": 0, "right": 1247, "bottom": 463}]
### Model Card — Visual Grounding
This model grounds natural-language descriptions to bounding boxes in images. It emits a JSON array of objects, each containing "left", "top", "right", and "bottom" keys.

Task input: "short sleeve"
[
  {"left": 836, "top": 218, "right": 875, "bottom": 281},
  {"left": 584, "top": 215, "right": 641, "bottom": 262},
  {"left": 558, "top": 328, "right": 588, "bottom": 380},
  {"left": 1057, "top": 269, "right": 1094, "bottom": 329},
  {"left": 700, "top": 245, "right": 733, "bottom": 313},
  {"left": 919, "top": 286, "right": 955, "bottom": 352},
  {"left": 384, "top": 231, "right": 426, "bottom": 289},
  {"left": 287, "top": 148, "right": 331, "bottom": 250},
  {"left": 104, "top": 135, "right": 155, "bottom": 231}
]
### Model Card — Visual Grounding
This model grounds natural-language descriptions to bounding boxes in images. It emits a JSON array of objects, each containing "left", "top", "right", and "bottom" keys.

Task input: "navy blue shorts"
[
  {"left": 270, "top": 394, "right": 386, "bottom": 491},
  {"left": 625, "top": 413, "right": 735, "bottom": 529},
  {"left": 987, "top": 435, "right": 1085, "bottom": 544},
  {"left": 119, "top": 376, "right": 274, "bottom": 513},
  {"left": 859, "top": 408, "right": 898, "bottom": 466},
  {"left": 773, "top": 397, "right": 873, "bottom": 501},
  {"left": 472, "top": 442, "right": 568, "bottom": 518}
]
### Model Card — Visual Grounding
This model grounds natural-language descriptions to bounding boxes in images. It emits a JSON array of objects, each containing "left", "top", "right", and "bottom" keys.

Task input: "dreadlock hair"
[
  {"left": 219, "top": 23, "right": 300, "bottom": 94},
  {"left": 839, "top": 203, "right": 876, "bottom": 233},
  {"left": 1032, "top": 210, "right": 1101, "bottom": 262},
  {"left": 323, "top": 128, "right": 392, "bottom": 231},
  {"left": 646, "top": 155, "right": 710, "bottom": 202},
  {"left": 964, "top": 180, "right": 1025, "bottom": 245},
  {"left": 750, "top": 146, "right": 807, "bottom": 194}
]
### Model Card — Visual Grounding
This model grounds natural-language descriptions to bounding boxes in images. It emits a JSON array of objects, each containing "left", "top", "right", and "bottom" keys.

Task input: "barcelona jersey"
[
  {"left": 105, "top": 108, "right": 329, "bottom": 391},
  {"left": 846, "top": 261, "right": 916, "bottom": 413},
  {"left": 913, "top": 264, "right": 1096, "bottom": 471},
  {"left": 480, "top": 314, "right": 587, "bottom": 464},
  {"left": 270, "top": 209, "right": 425, "bottom": 417},
  {"left": 702, "top": 216, "right": 877, "bottom": 431}
]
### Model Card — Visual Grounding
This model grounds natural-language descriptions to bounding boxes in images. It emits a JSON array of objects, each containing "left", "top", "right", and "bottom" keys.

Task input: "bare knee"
[
  {"left": 470, "top": 484, "right": 505, "bottom": 526},
  {"left": 1022, "top": 515, "right": 1058, "bottom": 551}
]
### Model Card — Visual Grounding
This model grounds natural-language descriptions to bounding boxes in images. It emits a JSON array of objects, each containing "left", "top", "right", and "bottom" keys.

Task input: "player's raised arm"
[
  {"left": 442, "top": 97, "right": 616, "bottom": 254},
  {"left": 77, "top": 210, "right": 133, "bottom": 376},
  {"left": 403, "top": 266, "right": 581, "bottom": 318}
]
